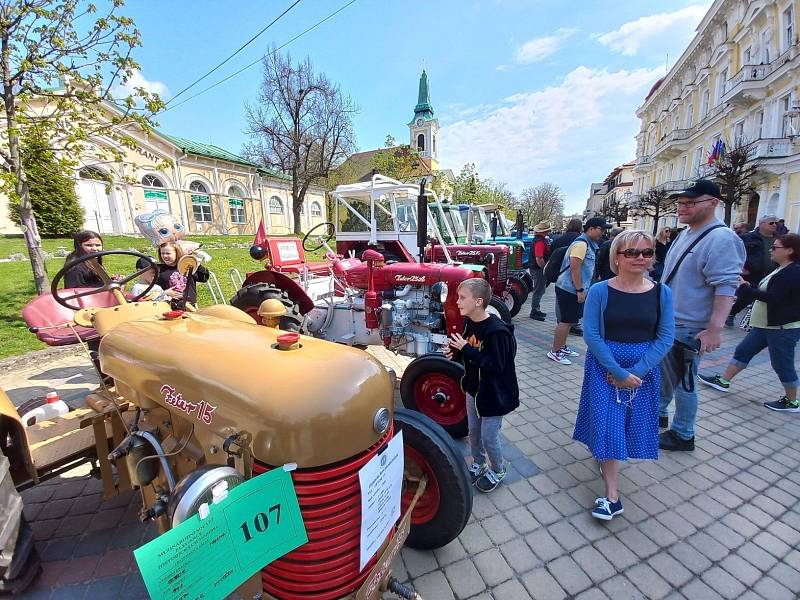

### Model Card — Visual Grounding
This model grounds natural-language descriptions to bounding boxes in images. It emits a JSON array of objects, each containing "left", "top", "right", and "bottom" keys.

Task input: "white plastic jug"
[{"left": 20, "top": 392, "right": 69, "bottom": 427}]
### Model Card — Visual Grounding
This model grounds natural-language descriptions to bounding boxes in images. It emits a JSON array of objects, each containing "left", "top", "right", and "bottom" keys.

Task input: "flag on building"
[
  {"left": 707, "top": 139, "right": 726, "bottom": 165},
  {"left": 253, "top": 219, "right": 267, "bottom": 246}
]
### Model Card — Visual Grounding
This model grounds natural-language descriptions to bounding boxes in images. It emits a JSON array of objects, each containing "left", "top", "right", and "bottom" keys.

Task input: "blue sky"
[{"left": 122, "top": 0, "right": 710, "bottom": 213}]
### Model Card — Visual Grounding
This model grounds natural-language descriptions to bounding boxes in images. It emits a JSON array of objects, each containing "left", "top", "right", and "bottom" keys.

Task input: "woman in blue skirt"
[{"left": 573, "top": 230, "right": 674, "bottom": 520}]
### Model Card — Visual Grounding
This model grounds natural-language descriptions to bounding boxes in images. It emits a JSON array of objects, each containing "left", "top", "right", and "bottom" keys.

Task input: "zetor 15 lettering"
[{"left": 160, "top": 384, "right": 216, "bottom": 425}]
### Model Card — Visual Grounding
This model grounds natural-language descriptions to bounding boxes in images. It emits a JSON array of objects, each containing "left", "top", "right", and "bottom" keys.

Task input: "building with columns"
[
  {"left": 0, "top": 99, "right": 327, "bottom": 236},
  {"left": 632, "top": 0, "right": 800, "bottom": 234}
]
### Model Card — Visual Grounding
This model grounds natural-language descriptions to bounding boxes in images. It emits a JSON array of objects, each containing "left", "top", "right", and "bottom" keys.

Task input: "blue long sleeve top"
[{"left": 582, "top": 280, "right": 675, "bottom": 381}]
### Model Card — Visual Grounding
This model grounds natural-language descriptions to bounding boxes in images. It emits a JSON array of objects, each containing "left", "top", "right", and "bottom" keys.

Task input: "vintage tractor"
[
  {"left": 231, "top": 178, "right": 491, "bottom": 437},
  {"left": 9, "top": 251, "right": 473, "bottom": 599}
]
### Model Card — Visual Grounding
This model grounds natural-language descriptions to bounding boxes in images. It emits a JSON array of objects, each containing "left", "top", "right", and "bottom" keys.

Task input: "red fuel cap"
[
  {"left": 162, "top": 310, "right": 184, "bottom": 320},
  {"left": 277, "top": 332, "right": 300, "bottom": 350}
]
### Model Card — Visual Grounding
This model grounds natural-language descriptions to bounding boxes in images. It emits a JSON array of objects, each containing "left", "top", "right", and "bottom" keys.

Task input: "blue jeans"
[
  {"left": 731, "top": 326, "right": 800, "bottom": 387},
  {"left": 466, "top": 394, "right": 504, "bottom": 470},
  {"left": 528, "top": 267, "right": 547, "bottom": 314},
  {"left": 659, "top": 325, "right": 703, "bottom": 440}
]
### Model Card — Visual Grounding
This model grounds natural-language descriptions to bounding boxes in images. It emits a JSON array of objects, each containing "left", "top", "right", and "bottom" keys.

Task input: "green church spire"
[{"left": 413, "top": 69, "right": 434, "bottom": 119}]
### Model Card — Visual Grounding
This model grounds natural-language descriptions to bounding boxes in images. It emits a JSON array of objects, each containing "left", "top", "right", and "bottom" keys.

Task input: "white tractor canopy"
[{"left": 332, "top": 174, "right": 453, "bottom": 262}]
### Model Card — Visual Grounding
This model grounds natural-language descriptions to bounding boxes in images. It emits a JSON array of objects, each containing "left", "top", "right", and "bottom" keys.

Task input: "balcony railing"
[
  {"left": 723, "top": 45, "right": 797, "bottom": 99},
  {"left": 651, "top": 127, "right": 696, "bottom": 157},
  {"left": 753, "top": 138, "right": 795, "bottom": 158},
  {"left": 654, "top": 179, "right": 692, "bottom": 193}
]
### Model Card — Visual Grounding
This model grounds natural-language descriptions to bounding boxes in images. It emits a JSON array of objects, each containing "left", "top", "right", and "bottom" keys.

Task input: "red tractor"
[{"left": 231, "top": 179, "right": 479, "bottom": 437}]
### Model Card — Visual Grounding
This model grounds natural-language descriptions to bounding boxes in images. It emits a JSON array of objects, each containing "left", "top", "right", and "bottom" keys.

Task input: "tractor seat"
[
  {"left": 265, "top": 237, "right": 331, "bottom": 276},
  {"left": 22, "top": 288, "right": 119, "bottom": 346}
]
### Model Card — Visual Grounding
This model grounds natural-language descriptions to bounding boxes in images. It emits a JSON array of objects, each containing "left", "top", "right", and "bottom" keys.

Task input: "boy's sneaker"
[
  {"left": 764, "top": 396, "right": 800, "bottom": 412},
  {"left": 475, "top": 465, "right": 507, "bottom": 493},
  {"left": 547, "top": 350, "right": 572, "bottom": 365},
  {"left": 698, "top": 373, "right": 730, "bottom": 392},
  {"left": 560, "top": 345, "right": 580, "bottom": 357},
  {"left": 468, "top": 462, "right": 489, "bottom": 484},
  {"left": 592, "top": 496, "right": 624, "bottom": 520}
]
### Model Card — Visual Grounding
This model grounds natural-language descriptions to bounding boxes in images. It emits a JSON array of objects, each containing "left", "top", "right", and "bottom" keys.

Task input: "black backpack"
[{"left": 543, "top": 245, "right": 569, "bottom": 284}]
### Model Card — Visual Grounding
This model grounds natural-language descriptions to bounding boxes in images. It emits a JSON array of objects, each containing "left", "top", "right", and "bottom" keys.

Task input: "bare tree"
[
  {"left": 710, "top": 138, "right": 761, "bottom": 226},
  {"left": 244, "top": 49, "right": 357, "bottom": 235},
  {"left": 602, "top": 194, "right": 629, "bottom": 226},
  {"left": 514, "top": 182, "right": 564, "bottom": 227},
  {"left": 629, "top": 188, "right": 676, "bottom": 235},
  {"left": 0, "top": 0, "right": 164, "bottom": 294}
]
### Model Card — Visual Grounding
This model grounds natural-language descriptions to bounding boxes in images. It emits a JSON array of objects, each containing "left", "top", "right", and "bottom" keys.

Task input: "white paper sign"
[
  {"left": 277, "top": 241, "right": 300, "bottom": 262},
  {"left": 358, "top": 430, "right": 404, "bottom": 571}
]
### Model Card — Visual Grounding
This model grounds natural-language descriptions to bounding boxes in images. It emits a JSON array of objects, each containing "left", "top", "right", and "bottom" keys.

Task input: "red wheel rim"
[
  {"left": 413, "top": 373, "right": 466, "bottom": 426},
  {"left": 510, "top": 280, "right": 526, "bottom": 297},
  {"left": 501, "top": 290, "right": 514, "bottom": 310},
  {"left": 402, "top": 444, "right": 441, "bottom": 524}
]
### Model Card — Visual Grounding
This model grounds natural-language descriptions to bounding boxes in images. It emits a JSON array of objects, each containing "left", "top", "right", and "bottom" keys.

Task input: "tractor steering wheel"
[
  {"left": 302, "top": 221, "right": 335, "bottom": 253},
  {"left": 51, "top": 250, "right": 159, "bottom": 311}
]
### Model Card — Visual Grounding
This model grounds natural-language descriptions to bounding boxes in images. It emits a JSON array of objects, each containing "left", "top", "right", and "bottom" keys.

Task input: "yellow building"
[
  {"left": 0, "top": 99, "right": 327, "bottom": 236},
  {"left": 585, "top": 162, "right": 635, "bottom": 226},
  {"left": 633, "top": 0, "right": 800, "bottom": 233}
]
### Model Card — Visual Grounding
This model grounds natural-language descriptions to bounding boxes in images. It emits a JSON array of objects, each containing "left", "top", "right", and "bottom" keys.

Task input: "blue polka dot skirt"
[{"left": 573, "top": 341, "right": 660, "bottom": 461}]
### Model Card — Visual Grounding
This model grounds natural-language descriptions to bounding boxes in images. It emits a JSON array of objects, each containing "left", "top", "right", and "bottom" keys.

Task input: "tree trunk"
[
  {"left": 723, "top": 203, "right": 733, "bottom": 226},
  {"left": 651, "top": 204, "right": 660, "bottom": 236}
]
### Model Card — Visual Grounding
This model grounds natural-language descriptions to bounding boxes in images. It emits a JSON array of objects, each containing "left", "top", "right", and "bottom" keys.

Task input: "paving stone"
[
  {"left": 500, "top": 538, "right": 540, "bottom": 574},
  {"left": 574, "top": 589, "right": 610, "bottom": 600},
  {"left": 686, "top": 531, "right": 729, "bottom": 562},
  {"left": 402, "top": 548, "right": 438, "bottom": 578},
  {"left": 766, "top": 521, "right": 800, "bottom": 548},
  {"left": 489, "top": 486, "right": 521, "bottom": 511},
  {"left": 700, "top": 566, "right": 746, "bottom": 600},
  {"left": 736, "top": 541, "right": 779, "bottom": 571},
  {"left": 667, "top": 543, "right": 712, "bottom": 575},
  {"left": 527, "top": 498, "right": 561, "bottom": 526},
  {"left": 752, "top": 576, "right": 796, "bottom": 600},
  {"left": 680, "top": 578, "right": 725, "bottom": 600},
  {"left": 412, "top": 570, "right": 455, "bottom": 600},
  {"left": 491, "top": 578, "right": 532, "bottom": 600},
  {"left": 506, "top": 505, "right": 540, "bottom": 534},
  {"left": 521, "top": 567, "right": 567, "bottom": 600},
  {"left": 752, "top": 531, "right": 791, "bottom": 558},
  {"left": 767, "top": 563, "right": 800, "bottom": 592},
  {"left": 459, "top": 522, "right": 493, "bottom": 555},
  {"left": 617, "top": 527, "right": 659, "bottom": 559},
  {"left": 599, "top": 574, "right": 645, "bottom": 600},
  {"left": 704, "top": 521, "right": 746, "bottom": 550},
  {"left": 720, "top": 512, "right": 761, "bottom": 539},
  {"left": 674, "top": 502, "right": 715, "bottom": 529},
  {"left": 637, "top": 518, "right": 679, "bottom": 547},
  {"left": 482, "top": 513, "right": 517, "bottom": 545},
  {"left": 546, "top": 520, "right": 585, "bottom": 552},
  {"left": 546, "top": 555, "right": 591, "bottom": 596},
  {"left": 718, "top": 553, "right": 763, "bottom": 587},
  {"left": 572, "top": 544, "right": 615, "bottom": 584},
  {"left": 546, "top": 491, "right": 583, "bottom": 517},
  {"left": 433, "top": 539, "right": 468, "bottom": 567},
  {"left": 525, "top": 528, "right": 564, "bottom": 563},
  {"left": 473, "top": 548, "right": 513, "bottom": 587},
  {"left": 647, "top": 552, "right": 693, "bottom": 588},
  {"left": 443, "top": 559, "right": 485, "bottom": 599},
  {"left": 593, "top": 536, "right": 638, "bottom": 570},
  {"left": 625, "top": 563, "right": 671, "bottom": 600}
]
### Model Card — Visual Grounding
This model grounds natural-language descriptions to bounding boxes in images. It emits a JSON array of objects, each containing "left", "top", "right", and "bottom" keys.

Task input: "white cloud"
[
  {"left": 515, "top": 28, "right": 577, "bottom": 64},
  {"left": 438, "top": 66, "right": 663, "bottom": 213},
  {"left": 597, "top": 4, "right": 710, "bottom": 56},
  {"left": 112, "top": 69, "right": 169, "bottom": 98}
]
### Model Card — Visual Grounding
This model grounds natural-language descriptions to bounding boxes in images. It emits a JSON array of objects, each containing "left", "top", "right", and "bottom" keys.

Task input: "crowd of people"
[{"left": 61, "top": 180, "right": 798, "bottom": 522}]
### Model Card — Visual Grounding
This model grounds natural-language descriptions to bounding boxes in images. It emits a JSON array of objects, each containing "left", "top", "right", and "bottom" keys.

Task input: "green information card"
[{"left": 134, "top": 468, "right": 307, "bottom": 600}]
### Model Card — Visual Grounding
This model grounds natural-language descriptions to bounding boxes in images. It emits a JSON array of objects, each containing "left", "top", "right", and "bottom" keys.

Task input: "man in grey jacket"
[{"left": 659, "top": 180, "right": 745, "bottom": 451}]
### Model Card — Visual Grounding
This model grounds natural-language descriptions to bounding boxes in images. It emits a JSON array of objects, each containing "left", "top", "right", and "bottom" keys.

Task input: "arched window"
[
  {"left": 417, "top": 133, "right": 425, "bottom": 152},
  {"left": 228, "top": 186, "right": 246, "bottom": 224},
  {"left": 79, "top": 166, "right": 110, "bottom": 182},
  {"left": 189, "top": 180, "right": 212, "bottom": 223},
  {"left": 269, "top": 196, "right": 283, "bottom": 214},
  {"left": 142, "top": 173, "right": 169, "bottom": 212},
  {"left": 311, "top": 202, "right": 322, "bottom": 217}
]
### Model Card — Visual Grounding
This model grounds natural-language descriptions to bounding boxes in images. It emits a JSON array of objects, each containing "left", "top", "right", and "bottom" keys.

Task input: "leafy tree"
[
  {"left": 629, "top": 188, "right": 675, "bottom": 235},
  {"left": 710, "top": 138, "right": 761, "bottom": 226},
  {"left": 514, "top": 182, "right": 564, "bottom": 228},
  {"left": 452, "top": 163, "right": 515, "bottom": 207},
  {"left": 0, "top": 0, "right": 165, "bottom": 294},
  {"left": 370, "top": 144, "right": 421, "bottom": 182},
  {"left": 9, "top": 128, "right": 83, "bottom": 235},
  {"left": 244, "top": 49, "right": 358, "bottom": 235}
]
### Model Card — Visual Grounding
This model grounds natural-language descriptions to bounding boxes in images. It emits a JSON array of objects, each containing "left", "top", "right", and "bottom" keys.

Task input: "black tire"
[
  {"left": 509, "top": 275, "right": 530, "bottom": 301},
  {"left": 520, "top": 270, "right": 533, "bottom": 293},
  {"left": 230, "top": 283, "right": 304, "bottom": 331},
  {"left": 400, "top": 354, "right": 468, "bottom": 438},
  {"left": 501, "top": 285, "right": 526, "bottom": 318},
  {"left": 394, "top": 408, "right": 472, "bottom": 550},
  {"left": 488, "top": 295, "right": 512, "bottom": 323}
]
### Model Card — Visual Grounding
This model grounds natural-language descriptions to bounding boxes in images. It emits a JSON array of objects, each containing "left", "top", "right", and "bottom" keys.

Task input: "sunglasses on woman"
[{"left": 617, "top": 248, "right": 656, "bottom": 258}]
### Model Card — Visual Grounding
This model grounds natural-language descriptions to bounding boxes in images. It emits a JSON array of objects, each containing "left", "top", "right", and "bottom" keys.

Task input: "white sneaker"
[
  {"left": 561, "top": 345, "right": 580, "bottom": 357},
  {"left": 547, "top": 350, "right": 572, "bottom": 365}
]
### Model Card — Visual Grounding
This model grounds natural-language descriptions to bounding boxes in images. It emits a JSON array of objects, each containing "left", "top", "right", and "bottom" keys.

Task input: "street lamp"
[{"left": 787, "top": 103, "right": 800, "bottom": 141}]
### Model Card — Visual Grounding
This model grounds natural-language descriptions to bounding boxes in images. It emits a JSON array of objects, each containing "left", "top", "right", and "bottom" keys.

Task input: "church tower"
[{"left": 408, "top": 70, "right": 439, "bottom": 171}]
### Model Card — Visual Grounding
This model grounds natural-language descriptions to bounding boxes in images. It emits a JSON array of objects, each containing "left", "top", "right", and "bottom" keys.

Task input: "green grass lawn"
[{"left": 0, "top": 234, "right": 326, "bottom": 359}]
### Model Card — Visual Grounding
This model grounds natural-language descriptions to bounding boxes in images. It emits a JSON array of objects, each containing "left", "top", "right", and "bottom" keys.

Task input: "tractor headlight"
[
  {"left": 431, "top": 281, "right": 448, "bottom": 303},
  {"left": 484, "top": 253, "right": 495, "bottom": 266},
  {"left": 373, "top": 407, "right": 391, "bottom": 435}
]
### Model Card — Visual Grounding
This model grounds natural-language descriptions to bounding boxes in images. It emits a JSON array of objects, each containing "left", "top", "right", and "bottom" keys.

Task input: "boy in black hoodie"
[{"left": 445, "top": 278, "right": 519, "bottom": 492}]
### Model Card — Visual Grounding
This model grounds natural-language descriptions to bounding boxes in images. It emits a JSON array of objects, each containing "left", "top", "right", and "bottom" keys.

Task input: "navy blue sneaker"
[{"left": 592, "top": 496, "right": 624, "bottom": 520}]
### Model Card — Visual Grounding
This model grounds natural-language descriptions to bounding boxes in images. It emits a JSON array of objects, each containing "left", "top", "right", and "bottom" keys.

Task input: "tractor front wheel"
[
  {"left": 395, "top": 408, "right": 472, "bottom": 550},
  {"left": 509, "top": 275, "right": 530, "bottom": 303},
  {"left": 400, "top": 354, "right": 467, "bottom": 438},
  {"left": 500, "top": 285, "right": 526, "bottom": 318},
  {"left": 488, "top": 295, "right": 512, "bottom": 323},
  {"left": 230, "top": 283, "right": 304, "bottom": 331}
]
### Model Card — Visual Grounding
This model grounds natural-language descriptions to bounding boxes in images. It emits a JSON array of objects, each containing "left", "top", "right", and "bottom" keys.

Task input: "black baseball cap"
[
  {"left": 668, "top": 179, "right": 721, "bottom": 199},
  {"left": 584, "top": 217, "right": 612, "bottom": 231}
]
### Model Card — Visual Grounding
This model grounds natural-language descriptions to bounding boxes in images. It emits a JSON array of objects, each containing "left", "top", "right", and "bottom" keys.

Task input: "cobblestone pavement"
[{"left": 8, "top": 288, "right": 800, "bottom": 599}]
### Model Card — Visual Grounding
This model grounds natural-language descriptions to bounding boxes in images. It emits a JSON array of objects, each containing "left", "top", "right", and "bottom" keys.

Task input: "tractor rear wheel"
[
  {"left": 395, "top": 408, "right": 472, "bottom": 550},
  {"left": 400, "top": 354, "right": 467, "bottom": 438},
  {"left": 230, "top": 283, "right": 304, "bottom": 331},
  {"left": 488, "top": 295, "right": 512, "bottom": 323},
  {"left": 509, "top": 275, "right": 530, "bottom": 303},
  {"left": 519, "top": 271, "right": 533, "bottom": 293}
]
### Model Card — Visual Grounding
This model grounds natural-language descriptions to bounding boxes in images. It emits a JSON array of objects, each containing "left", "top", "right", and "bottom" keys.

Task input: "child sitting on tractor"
[
  {"left": 445, "top": 278, "right": 519, "bottom": 492},
  {"left": 157, "top": 242, "right": 210, "bottom": 310}
]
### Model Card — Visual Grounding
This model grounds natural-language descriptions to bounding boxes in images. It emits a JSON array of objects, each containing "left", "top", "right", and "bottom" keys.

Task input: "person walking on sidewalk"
[
  {"left": 658, "top": 180, "right": 745, "bottom": 451},
  {"left": 529, "top": 221, "right": 552, "bottom": 321},
  {"left": 547, "top": 217, "right": 611, "bottom": 365},
  {"left": 574, "top": 230, "right": 674, "bottom": 519},
  {"left": 727, "top": 214, "right": 779, "bottom": 326},
  {"left": 445, "top": 278, "right": 519, "bottom": 492},
  {"left": 700, "top": 233, "right": 800, "bottom": 412},
  {"left": 551, "top": 218, "right": 585, "bottom": 336}
]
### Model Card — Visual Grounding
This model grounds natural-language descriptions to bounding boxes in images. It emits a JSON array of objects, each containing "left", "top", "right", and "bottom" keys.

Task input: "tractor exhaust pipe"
[
  {"left": 417, "top": 181, "right": 428, "bottom": 263},
  {"left": 516, "top": 210, "right": 524, "bottom": 239}
]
